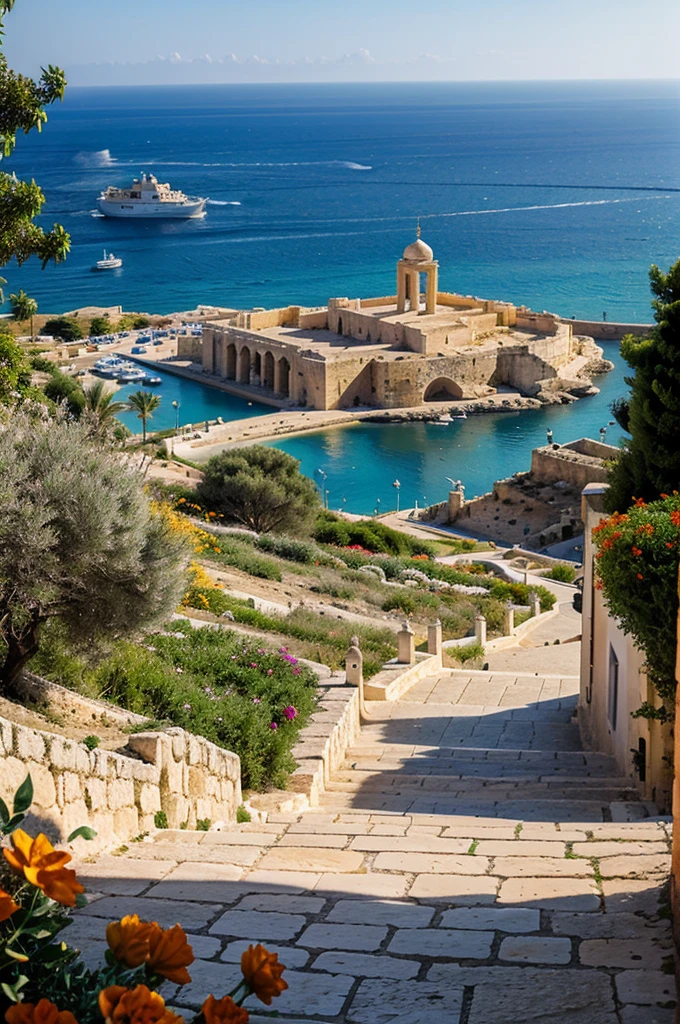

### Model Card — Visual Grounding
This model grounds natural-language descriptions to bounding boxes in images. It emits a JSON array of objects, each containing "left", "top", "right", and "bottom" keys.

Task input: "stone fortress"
[{"left": 187, "top": 230, "right": 609, "bottom": 411}]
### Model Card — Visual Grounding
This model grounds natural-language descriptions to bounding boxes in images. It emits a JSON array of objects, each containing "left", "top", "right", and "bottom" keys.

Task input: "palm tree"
[
  {"left": 127, "top": 390, "right": 161, "bottom": 443},
  {"left": 83, "top": 379, "right": 129, "bottom": 434},
  {"left": 9, "top": 290, "right": 38, "bottom": 340}
]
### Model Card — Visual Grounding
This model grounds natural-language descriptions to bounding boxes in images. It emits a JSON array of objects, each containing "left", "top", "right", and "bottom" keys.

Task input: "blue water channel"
[{"left": 267, "top": 341, "right": 628, "bottom": 515}]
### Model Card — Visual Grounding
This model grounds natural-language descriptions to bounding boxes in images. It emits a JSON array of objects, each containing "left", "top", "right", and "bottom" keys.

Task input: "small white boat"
[
  {"left": 93, "top": 250, "right": 123, "bottom": 271},
  {"left": 451, "top": 410, "right": 467, "bottom": 420},
  {"left": 144, "top": 375, "right": 162, "bottom": 386},
  {"left": 436, "top": 414, "right": 454, "bottom": 425}
]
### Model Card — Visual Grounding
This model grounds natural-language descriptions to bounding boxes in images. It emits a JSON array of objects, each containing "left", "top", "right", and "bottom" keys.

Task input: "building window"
[{"left": 607, "top": 646, "right": 619, "bottom": 729}]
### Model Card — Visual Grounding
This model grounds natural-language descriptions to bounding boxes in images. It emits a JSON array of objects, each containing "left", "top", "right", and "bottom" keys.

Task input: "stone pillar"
[
  {"left": 447, "top": 490, "right": 465, "bottom": 522},
  {"left": 425, "top": 265, "right": 438, "bottom": 314},
  {"left": 397, "top": 265, "right": 407, "bottom": 313},
  {"left": 529, "top": 591, "right": 541, "bottom": 618},
  {"left": 203, "top": 331, "right": 214, "bottom": 373},
  {"left": 273, "top": 358, "right": 283, "bottom": 395},
  {"left": 345, "top": 635, "right": 363, "bottom": 687},
  {"left": 427, "top": 619, "right": 442, "bottom": 656},
  {"left": 503, "top": 602, "right": 515, "bottom": 636},
  {"left": 410, "top": 270, "right": 420, "bottom": 312},
  {"left": 474, "top": 614, "right": 487, "bottom": 647},
  {"left": 397, "top": 620, "right": 416, "bottom": 664}
]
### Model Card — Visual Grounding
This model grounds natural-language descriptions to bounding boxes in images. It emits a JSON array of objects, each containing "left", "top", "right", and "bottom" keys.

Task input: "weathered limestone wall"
[
  {"left": 177, "top": 335, "right": 204, "bottom": 361},
  {"left": 561, "top": 319, "right": 652, "bottom": 340},
  {"left": 578, "top": 485, "right": 672, "bottom": 811},
  {"left": 0, "top": 680, "right": 241, "bottom": 852},
  {"left": 493, "top": 329, "right": 574, "bottom": 393},
  {"left": 530, "top": 444, "right": 611, "bottom": 490}
]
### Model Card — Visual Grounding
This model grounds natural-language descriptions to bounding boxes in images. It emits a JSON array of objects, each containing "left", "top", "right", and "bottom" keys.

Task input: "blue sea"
[
  {"left": 3, "top": 81, "right": 680, "bottom": 320},
  {"left": 4, "top": 80, "right": 678, "bottom": 514}
]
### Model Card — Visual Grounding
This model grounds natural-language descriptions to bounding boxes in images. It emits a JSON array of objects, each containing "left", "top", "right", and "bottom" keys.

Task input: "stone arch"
[
  {"left": 238, "top": 346, "right": 251, "bottom": 384},
  {"left": 424, "top": 377, "right": 463, "bottom": 402},
  {"left": 277, "top": 356, "right": 290, "bottom": 398},
  {"left": 263, "top": 351, "right": 275, "bottom": 390},
  {"left": 226, "top": 344, "right": 236, "bottom": 380},
  {"left": 253, "top": 351, "right": 262, "bottom": 382},
  {"left": 337, "top": 316, "right": 343, "bottom": 336}
]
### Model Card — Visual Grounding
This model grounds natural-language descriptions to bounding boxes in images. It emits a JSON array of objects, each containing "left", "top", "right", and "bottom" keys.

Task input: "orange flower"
[
  {"left": 0, "top": 886, "right": 19, "bottom": 923},
  {"left": 146, "top": 923, "right": 194, "bottom": 985},
  {"left": 5, "top": 1000, "right": 78, "bottom": 1024},
  {"left": 106, "top": 915, "right": 156, "bottom": 969},
  {"left": 3, "top": 830, "right": 84, "bottom": 907},
  {"left": 671, "top": 510, "right": 680, "bottom": 528},
  {"left": 631, "top": 546, "right": 642, "bottom": 557},
  {"left": 98, "top": 986, "right": 183, "bottom": 1024},
  {"left": 636, "top": 523, "right": 654, "bottom": 536},
  {"left": 240, "top": 944, "right": 287, "bottom": 1006},
  {"left": 201, "top": 996, "right": 249, "bottom": 1024},
  {"left": 634, "top": 497, "right": 647, "bottom": 508},
  {"left": 637, "top": 573, "right": 644, "bottom": 580}
]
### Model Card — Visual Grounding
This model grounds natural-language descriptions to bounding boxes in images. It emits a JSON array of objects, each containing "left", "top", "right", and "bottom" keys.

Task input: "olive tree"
[
  {"left": 0, "top": 411, "right": 190, "bottom": 694},
  {"left": 196, "top": 445, "right": 321, "bottom": 534}
]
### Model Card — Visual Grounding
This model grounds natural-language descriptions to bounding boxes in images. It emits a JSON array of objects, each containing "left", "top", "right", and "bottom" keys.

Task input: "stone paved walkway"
[{"left": 74, "top": 668, "right": 674, "bottom": 1024}]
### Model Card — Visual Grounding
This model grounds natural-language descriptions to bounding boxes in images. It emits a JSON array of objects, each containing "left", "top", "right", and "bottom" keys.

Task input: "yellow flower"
[
  {"left": 240, "top": 944, "right": 287, "bottom": 1006},
  {"left": 3, "top": 830, "right": 84, "bottom": 907}
]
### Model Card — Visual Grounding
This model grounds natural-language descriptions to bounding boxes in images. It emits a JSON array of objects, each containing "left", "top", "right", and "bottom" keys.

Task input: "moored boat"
[{"left": 93, "top": 250, "right": 123, "bottom": 270}]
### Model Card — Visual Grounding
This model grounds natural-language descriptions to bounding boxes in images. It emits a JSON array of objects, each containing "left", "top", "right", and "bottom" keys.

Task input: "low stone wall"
[
  {"left": 559, "top": 318, "right": 651, "bottom": 340},
  {"left": 0, "top": 679, "right": 241, "bottom": 852},
  {"left": 286, "top": 674, "right": 361, "bottom": 807}
]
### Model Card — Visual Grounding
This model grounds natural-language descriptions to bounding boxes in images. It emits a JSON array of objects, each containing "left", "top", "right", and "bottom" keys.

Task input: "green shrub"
[
  {"left": 314, "top": 512, "right": 433, "bottom": 557},
  {"left": 29, "top": 354, "right": 56, "bottom": 373},
  {"left": 256, "top": 534, "right": 318, "bottom": 564},
  {"left": 488, "top": 580, "right": 556, "bottom": 611},
  {"left": 195, "top": 818, "right": 211, "bottom": 831},
  {"left": 542, "top": 564, "right": 576, "bottom": 583},
  {"left": 449, "top": 642, "right": 485, "bottom": 663},
  {"left": 154, "top": 810, "right": 169, "bottom": 829},
  {"left": 206, "top": 539, "right": 282, "bottom": 581},
  {"left": 82, "top": 734, "right": 100, "bottom": 750},
  {"left": 42, "top": 316, "right": 83, "bottom": 342},
  {"left": 236, "top": 805, "right": 251, "bottom": 823}
]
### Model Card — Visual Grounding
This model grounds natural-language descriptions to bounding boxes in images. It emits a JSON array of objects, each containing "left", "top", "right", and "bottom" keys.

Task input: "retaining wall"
[{"left": 0, "top": 676, "right": 241, "bottom": 852}]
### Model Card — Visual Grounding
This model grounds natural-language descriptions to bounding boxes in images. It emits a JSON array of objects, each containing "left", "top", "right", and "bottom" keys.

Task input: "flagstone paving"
[{"left": 74, "top": 667, "right": 675, "bottom": 1023}]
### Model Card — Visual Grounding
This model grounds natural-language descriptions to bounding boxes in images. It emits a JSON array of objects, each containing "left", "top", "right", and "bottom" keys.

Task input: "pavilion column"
[
  {"left": 397, "top": 266, "right": 407, "bottom": 313},
  {"left": 410, "top": 270, "right": 420, "bottom": 311},
  {"left": 274, "top": 358, "right": 283, "bottom": 395},
  {"left": 426, "top": 266, "right": 438, "bottom": 314}
]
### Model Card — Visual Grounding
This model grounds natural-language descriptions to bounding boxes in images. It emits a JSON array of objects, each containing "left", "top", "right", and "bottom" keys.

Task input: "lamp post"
[
  {"left": 546, "top": 428, "right": 553, "bottom": 445},
  {"left": 171, "top": 400, "right": 180, "bottom": 455},
  {"left": 599, "top": 425, "right": 607, "bottom": 442},
  {"left": 393, "top": 479, "right": 401, "bottom": 513}
]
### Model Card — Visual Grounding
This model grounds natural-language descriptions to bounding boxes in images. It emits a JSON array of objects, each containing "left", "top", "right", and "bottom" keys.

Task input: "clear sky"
[{"left": 5, "top": 0, "right": 680, "bottom": 85}]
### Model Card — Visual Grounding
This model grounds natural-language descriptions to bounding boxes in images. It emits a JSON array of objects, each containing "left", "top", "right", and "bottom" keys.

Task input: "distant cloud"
[{"left": 66, "top": 48, "right": 451, "bottom": 86}]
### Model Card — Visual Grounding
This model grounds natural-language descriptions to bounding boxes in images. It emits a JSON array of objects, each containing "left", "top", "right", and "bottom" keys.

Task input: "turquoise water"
[
  {"left": 267, "top": 342, "right": 628, "bottom": 515},
  {"left": 115, "top": 367, "right": 269, "bottom": 432}
]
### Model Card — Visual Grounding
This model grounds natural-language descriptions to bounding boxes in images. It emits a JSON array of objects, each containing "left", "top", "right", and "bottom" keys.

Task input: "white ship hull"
[{"left": 96, "top": 197, "right": 207, "bottom": 219}]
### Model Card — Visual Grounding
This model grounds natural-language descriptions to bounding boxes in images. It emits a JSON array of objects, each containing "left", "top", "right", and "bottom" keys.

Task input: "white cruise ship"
[{"left": 96, "top": 173, "right": 207, "bottom": 219}]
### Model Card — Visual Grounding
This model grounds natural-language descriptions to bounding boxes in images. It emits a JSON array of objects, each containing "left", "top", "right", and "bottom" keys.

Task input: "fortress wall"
[
  {"left": 358, "top": 296, "right": 398, "bottom": 309},
  {"left": 515, "top": 311, "right": 561, "bottom": 335},
  {"left": 560, "top": 319, "right": 652, "bottom": 339},
  {"left": 177, "top": 334, "right": 203, "bottom": 361},
  {"left": 530, "top": 446, "right": 610, "bottom": 490},
  {"left": 298, "top": 309, "right": 328, "bottom": 329},
  {"left": 370, "top": 349, "right": 499, "bottom": 408},
  {"left": 562, "top": 438, "right": 620, "bottom": 459}
]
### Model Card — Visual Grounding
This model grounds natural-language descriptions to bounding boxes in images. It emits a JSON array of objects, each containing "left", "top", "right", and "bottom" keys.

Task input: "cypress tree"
[{"left": 606, "top": 258, "right": 680, "bottom": 512}]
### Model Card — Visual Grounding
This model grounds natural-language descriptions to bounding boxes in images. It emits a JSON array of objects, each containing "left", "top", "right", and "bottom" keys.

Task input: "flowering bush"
[
  {"left": 0, "top": 777, "right": 288, "bottom": 1023},
  {"left": 593, "top": 493, "right": 680, "bottom": 718}
]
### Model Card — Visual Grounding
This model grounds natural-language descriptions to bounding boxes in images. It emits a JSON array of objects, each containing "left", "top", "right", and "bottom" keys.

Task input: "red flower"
[
  {"left": 631, "top": 546, "right": 642, "bottom": 557},
  {"left": 670, "top": 510, "right": 680, "bottom": 528},
  {"left": 637, "top": 573, "right": 644, "bottom": 580},
  {"left": 634, "top": 497, "right": 647, "bottom": 508}
]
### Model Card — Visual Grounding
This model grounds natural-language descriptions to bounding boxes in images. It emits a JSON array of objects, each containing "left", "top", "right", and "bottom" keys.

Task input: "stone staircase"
[{"left": 319, "top": 668, "right": 650, "bottom": 822}]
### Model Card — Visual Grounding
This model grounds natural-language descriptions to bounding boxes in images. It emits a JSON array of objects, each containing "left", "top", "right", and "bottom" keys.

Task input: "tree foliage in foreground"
[
  {"left": 0, "top": 411, "right": 190, "bottom": 694},
  {"left": 196, "top": 445, "right": 321, "bottom": 534},
  {"left": 0, "top": 0, "right": 70, "bottom": 286},
  {"left": 606, "top": 258, "right": 680, "bottom": 512}
]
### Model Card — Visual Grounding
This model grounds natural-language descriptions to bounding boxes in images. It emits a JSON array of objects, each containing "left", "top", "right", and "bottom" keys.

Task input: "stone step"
[
  {"left": 342, "top": 760, "right": 624, "bottom": 779},
  {"left": 331, "top": 770, "right": 633, "bottom": 789}
]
